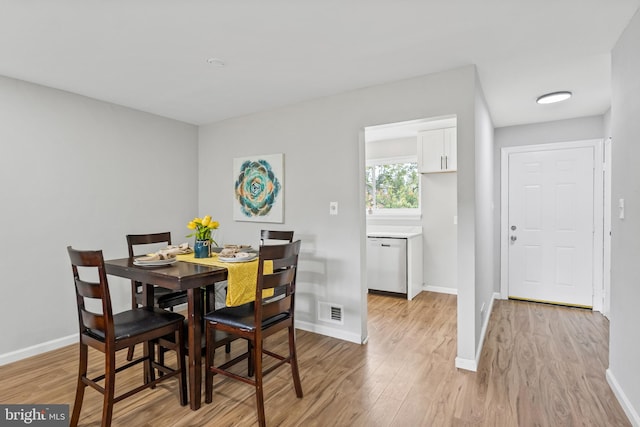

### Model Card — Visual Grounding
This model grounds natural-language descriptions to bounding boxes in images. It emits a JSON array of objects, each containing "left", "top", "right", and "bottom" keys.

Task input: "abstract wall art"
[{"left": 233, "top": 153, "right": 284, "bottom": 223}]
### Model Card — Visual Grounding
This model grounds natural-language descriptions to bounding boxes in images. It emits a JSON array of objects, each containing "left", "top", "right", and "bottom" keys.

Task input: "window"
[{"left": 366, "top": 156, "right": 420, "bottom": 215}]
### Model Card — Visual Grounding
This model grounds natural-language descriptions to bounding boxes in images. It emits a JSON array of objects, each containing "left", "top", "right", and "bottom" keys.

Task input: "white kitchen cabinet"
[{"left": 417, "top": 127, "right": 457, "bottom": 173}]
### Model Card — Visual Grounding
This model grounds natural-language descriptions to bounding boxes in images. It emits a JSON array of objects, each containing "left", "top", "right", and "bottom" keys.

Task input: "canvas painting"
[{"left": 233, "top": 153, "right": 284, "bottom": 223}]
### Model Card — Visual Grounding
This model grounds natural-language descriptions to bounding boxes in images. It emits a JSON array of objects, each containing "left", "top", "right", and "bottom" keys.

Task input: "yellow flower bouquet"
[{"left": 186, "top": 215, "right": 219, "bottom": 257}]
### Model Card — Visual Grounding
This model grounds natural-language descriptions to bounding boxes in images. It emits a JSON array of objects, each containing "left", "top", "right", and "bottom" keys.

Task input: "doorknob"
[
  {"left": 510, "top": 235, "right": 517, "bottom": 242},
  {"left": 511, "top": 225, "right": 517, "bottom": 231}
]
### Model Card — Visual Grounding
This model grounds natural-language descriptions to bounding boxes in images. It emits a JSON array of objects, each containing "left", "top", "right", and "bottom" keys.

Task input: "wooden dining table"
[{"left": 104, "top": 257, "right": 227, "bottom": 410}]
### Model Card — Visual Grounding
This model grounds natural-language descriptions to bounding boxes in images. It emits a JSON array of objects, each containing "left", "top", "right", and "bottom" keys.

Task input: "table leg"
[
  {"left": 187, "top": 287, "right": 202, "bottom": 410},
  {"left": 143, "top": 284, "right": 154, "bottom": 383}
]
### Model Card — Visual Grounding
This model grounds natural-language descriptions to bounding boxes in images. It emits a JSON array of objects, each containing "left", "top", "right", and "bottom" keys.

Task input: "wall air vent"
[{"left": 318, "top": 301, "right": 344, "bottom": 325}]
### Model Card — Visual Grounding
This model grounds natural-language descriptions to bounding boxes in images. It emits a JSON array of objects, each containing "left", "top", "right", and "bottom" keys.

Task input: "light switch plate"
[
  {"left": 619, "top": 198, "right": 625, "bottom": 219},
  {"left": 329, "top": 201, "right": 338, "bottom": 215}
]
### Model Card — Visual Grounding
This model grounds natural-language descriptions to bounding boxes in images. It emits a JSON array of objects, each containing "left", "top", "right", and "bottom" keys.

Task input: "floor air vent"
[{"left": 318, "top": 301, "right": 344, "bottom": 325}]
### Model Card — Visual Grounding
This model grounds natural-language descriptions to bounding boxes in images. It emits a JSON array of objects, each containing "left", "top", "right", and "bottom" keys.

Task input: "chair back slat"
[
  {"left": 81, "top": 309, "right": 105, "bottom": 331},
  {"left": 271, "top": 254, "right": 298, "bottom": 271},
  {"left": 260, "top": 230, "right": 294, "bottom": 246},
  {"left": 262, "top": 296, "right": 292, "bottom": 320},
  {"left": 260, "top": 268, "right": 295, "bottom": 290},
  {"left": 127, "top": 232, "right": 171, "bottom": 257},
  {"left": 75, "top": 279, "right": 102, "bottom": 299}
]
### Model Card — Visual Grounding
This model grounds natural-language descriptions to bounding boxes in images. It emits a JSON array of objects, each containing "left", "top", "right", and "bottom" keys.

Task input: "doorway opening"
[
  {"left": 363, "top": 115, "right": 458, "bottom": 317},
  {"left": 500, "top": 139, "right": 607, "bottom": 311}
]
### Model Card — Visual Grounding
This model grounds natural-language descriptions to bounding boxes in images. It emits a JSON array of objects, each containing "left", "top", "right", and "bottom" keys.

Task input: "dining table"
[{"left": 104, "top": 255, "right": 230, "bottom": 410}]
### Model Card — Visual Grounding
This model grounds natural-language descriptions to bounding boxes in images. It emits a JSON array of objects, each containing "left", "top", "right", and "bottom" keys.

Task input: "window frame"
[{"left": 365, "top": 155, "right": 421, "bottom": 219}]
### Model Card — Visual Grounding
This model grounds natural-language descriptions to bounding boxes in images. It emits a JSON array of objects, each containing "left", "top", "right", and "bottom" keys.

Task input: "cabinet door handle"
[
  {"left": 445, "top": 156, "right": 448, "bottom": 169},
  {"left": 440, "top": 156, "right": 444, "bottom": 170},
  {"left": 381, "top": 244, "right": 391, "bottom": 247}
]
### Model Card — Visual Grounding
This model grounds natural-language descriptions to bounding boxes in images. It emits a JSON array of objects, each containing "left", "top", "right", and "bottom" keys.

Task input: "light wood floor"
[{"left": 0, "top": 292, "right": 631, "bottom": 426}]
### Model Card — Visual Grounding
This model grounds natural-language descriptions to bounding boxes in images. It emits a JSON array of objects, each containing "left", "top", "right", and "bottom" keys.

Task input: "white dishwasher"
[{"left": 367, "top": 237, "right": 407, "bottom": 294}]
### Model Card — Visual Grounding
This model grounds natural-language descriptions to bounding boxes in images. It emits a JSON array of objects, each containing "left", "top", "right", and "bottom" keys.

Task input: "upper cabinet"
[{"left": 417, "top": 127, "right": 457, "bottom": 173}]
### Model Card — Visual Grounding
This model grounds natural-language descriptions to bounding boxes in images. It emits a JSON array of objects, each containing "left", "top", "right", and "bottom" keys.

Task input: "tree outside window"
[{"left": 366, "top": 158, "right": 419, "bottom": 212}]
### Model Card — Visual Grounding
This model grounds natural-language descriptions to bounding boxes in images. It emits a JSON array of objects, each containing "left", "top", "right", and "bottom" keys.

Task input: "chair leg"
[
  {"left": 288, "top": 326, "right": 303, "bottom": 398},
  {"left": 248, "top": 341, "right": 254, "bottom": 377},
  {"left": 70, "top": 343, "right": 88, "bottom": 427},
  {"left": 126, "top": 345, "right": 135, "bottom": 361},
  {"left": 205, "top": 322, "right": 215, "bottom": 403},
  {"left": 128, "top": 285, "right": 139, "bottom": 362},
  {"left": 254, "top": 338, "right": 266, "bottom": 427},
  {"left": 225, "top": 342, "right": 231, "bottom": 354},
  {"left": 147, "top": 341, "right": 156, "bottom": 388},
  {"left": 176, "top": 327, "right": 188, "bottom": 406},
  {"left": 157, "top": 343, "right": 166, "bottom": 378},
  {"left": 102, "top": 350, "right": 116, "bottom": 427}
]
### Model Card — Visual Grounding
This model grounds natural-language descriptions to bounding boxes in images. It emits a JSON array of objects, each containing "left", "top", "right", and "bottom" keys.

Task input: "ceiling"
[{"left": 1, "top": 1, "right": 638, "bottom": 128}]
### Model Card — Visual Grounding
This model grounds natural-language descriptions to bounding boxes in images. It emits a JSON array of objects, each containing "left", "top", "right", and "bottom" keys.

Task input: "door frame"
[
  {"left": 500, "top": 139, "right": 605, "bottom": 311},
  {"left": 603, "top": 137, "right": 612, "bottom": 318}
]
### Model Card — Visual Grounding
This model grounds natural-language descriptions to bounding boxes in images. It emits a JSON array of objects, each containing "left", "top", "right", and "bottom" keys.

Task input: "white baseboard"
[
  {"left": 455, "top": 357, "right": 477, "bottom": 371},
  {"left": 475, "top": 292, "right": 499, "bottom": 367},
  {"left": 4, "top": 321, "right": 361, "bottom": 366},
  {"left": 606, "top": 369, "right": 640, "bottom": 426},
  {"left": 0, "top": 334, "right": 77, "bottom": 366},
  {"left": 455, "top": 292, "right": 500, "bottom": 372},
  {"left": 295, "top": 320, "right": 362, "bottom": 344},
  {"left": 424, "top": 285, "right": 458, "bottom": 295}
]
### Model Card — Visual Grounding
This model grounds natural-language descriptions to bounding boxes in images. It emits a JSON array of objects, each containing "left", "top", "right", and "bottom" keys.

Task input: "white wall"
[
  {"left": 0, "top": 76, "right": 199, "bottom": 363},
  {"left": 198, "top": 66, "right": 484, "bottom": 363},
  {"left": 608, "top": 7, "right": 640, "bottom": 424},
  {"left": 421, "top": 172, "right": 457, "bottom": 291},
  {"left": 495, "top": 115, "right": 604, "bottom": 148},
  {"left": 604, "top": 108, "right": 612, "bottom": 138},
  {"left": 473, "top": 72, "right": 495, "bottom": 356},
  {"left": 365, "top": 137, "right": 415, "bottom": 159}
]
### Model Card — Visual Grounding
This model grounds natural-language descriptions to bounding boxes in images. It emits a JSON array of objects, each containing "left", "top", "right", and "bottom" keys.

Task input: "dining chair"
[
  {"left": 213, "top": 230, "right": 294, "bottom": 357},
  {"left": 126, "top": 232, "right": 188, "bottom": 360},
  {"left": 204, "top": 240, "right": 303, "bottom": 427},
  {"left": 67, "top": 246, "right": 187, "bottom": 427},
  {"left": 128, "top": 233, "right": 238, "bottom": 365}
]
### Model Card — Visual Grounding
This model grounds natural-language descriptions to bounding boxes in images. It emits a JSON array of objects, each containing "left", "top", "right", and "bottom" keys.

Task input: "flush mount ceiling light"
[
  {"left": 536, "top": 91, "right": 572, "bottom": 104},
  {"left": 206, "top": 57, "right": 225, "bottom": 67}
]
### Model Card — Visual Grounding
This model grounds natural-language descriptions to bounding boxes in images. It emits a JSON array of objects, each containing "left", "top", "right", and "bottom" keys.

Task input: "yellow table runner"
[{"left": 176, "top": 253, "right": 273, "bottom": 307}]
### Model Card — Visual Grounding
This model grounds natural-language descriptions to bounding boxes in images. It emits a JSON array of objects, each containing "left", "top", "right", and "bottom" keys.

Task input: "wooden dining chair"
[
  {"left": 126, "top": 232, "right": 188, "bottom": 360},
  {"left": 67, "top": 246, "right": 187, "bottom": 427},
  {"left": 212, "top": 230, "right": 294, "bottom": 357},
  {"left": 204, "top": 240, "right": 303, "bottom": 427}
]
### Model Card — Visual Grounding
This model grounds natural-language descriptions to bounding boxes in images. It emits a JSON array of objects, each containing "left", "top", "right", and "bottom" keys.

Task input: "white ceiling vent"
[{"left": 318, "top": 301, "right": 344, "bottom": 325}]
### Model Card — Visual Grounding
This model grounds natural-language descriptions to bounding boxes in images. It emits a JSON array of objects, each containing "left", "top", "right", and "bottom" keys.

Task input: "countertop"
[
  {"left": 367, "top": 231, "right": 422, "bottom": 238},
  {"left": 366, "top": 226, "right": 422, "bottom": 239}
]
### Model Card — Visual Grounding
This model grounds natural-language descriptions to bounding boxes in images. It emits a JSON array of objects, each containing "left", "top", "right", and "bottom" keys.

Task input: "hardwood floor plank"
[{"left": 0, "top": 292, "right": 631, "bottom": 426}]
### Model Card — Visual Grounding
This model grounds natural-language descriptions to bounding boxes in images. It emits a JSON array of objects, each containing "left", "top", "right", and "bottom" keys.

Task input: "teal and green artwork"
[{"left": 233, "top": 153, "right": 283, "bottom": 223}]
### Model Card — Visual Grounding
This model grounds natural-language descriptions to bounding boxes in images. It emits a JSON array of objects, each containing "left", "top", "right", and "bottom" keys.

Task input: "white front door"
[{"left": 507, "top": 146, "right": 595, "bottom": 307}]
